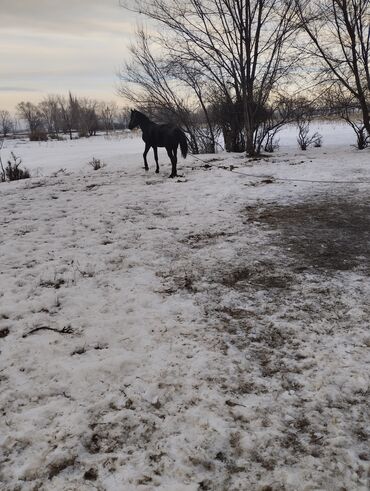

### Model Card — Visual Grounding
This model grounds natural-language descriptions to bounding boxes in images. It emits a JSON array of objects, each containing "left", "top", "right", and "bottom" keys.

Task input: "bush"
[
  {"left": 347, "top": 123, "right": 369, "bottom": 150},
  {"left": 30, "top": 130, "right": 48, "bottom": 141},
  {"left": 48, "top": 134, "right": 65, "bottom": 141},
  {"left": 297, "top": 120, "right": 322, "bottom": 151},
  {"left": 264, "top": 133, "right": 280, "bottom": 153},
  {"left": 1, "top": 152, "right": 30, "bottom": 182},
  {"left": 88, "top": 157, "right": 106, "bottom": 170},
  {"left": 313, "top": 135, "right": 323, "bottom": 147},
  {"left": 355, "top": 128, "right": 369, "bottom": 150}
]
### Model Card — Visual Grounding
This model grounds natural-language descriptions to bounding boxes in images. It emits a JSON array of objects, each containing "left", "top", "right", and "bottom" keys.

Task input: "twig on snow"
[
  {"left": 225, "top": 399, "right": 247, "bottom": 408},
  {"left": 22, "top": 324, "right": 74, "bottom": 338}
]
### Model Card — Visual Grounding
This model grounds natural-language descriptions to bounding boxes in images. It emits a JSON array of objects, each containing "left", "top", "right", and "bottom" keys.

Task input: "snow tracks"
[{"left": 0, "top": 161, "right": 369, "bottom": 490}]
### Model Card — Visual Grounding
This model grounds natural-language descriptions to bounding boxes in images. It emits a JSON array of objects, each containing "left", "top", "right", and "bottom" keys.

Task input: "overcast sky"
[{"left": 0, "top": 0, "right": 138, "bottom": 112}]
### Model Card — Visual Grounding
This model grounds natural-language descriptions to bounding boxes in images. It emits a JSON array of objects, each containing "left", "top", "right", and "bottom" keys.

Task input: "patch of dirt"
[
  {"left": 0, "top": 327, "right": 10, "bottom": 338},
  {"left": 83, "top": 467, "right": 98, "bottom": 481},
  {"left": 247, "top": 199, "right": 370, "bottom": 271},
  {"left": 183, "top": 230, "right": 235, "bottom": 249},
  {"left": 220, "top": 262, "right": 293, "bottom": 290},
  {"left": 84, "top": 415, "right": 157, "bottom": 454},
  {"left": 48, "top": 454, "right": 76, "bottom": 479}
]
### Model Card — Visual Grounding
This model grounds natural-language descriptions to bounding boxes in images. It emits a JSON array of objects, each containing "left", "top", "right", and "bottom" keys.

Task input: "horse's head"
[{"left": 128, "top": 109, "right": 139, "bottom": 130}]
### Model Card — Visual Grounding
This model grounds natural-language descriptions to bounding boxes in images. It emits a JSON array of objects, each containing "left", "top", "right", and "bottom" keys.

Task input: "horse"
[{"left": 128, "top": 109, "right": 188, "bottom": 178}]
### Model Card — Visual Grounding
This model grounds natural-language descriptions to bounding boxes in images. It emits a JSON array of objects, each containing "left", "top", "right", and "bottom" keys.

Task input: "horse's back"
[{"left": 146, "top": 123, "right": 180, "bottom": 148}]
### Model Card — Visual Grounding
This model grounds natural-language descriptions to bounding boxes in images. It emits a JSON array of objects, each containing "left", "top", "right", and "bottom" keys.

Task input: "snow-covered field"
[{"left": 0, "top": 123, "right": 369, "bottom": 490}]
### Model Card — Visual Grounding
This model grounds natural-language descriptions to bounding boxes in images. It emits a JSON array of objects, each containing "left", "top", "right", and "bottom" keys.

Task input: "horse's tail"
[{"left": 177, "top": 129, "right": 188, "bottom": 159}]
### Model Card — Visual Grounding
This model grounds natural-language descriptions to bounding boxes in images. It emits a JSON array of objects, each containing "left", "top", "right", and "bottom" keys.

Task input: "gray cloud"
[
  {"left": 0, "top": 1, "right": 135, "bottom": 35},
  {"left": 0, "top": 86, "right": 39, "bottom": 92},
  {"left": 0, "top": 0, "right": 139, "bottom": 111}
]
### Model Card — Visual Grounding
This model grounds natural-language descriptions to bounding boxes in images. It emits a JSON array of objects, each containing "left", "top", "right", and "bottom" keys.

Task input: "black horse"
[{"left": 128, "top": 109, "right": 188, "bottom": 178}]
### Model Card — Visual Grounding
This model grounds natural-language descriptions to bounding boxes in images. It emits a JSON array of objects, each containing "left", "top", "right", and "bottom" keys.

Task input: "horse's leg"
[
  {"left": 143, "top": 143, "right": 150, "bottom": 171},
  {"left": 166, "top": 147, "right": 177, "bottom": 178},
  {"left": 172, "top": 146, "right": 178, "bottom": 177},
  {"left": 153, "top": 146, "right": 159, "bottom": 173}
]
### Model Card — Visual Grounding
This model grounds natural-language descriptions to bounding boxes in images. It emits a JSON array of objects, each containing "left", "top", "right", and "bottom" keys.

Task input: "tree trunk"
[{"left": 245, "top": 132, "right": 256, "bottom": 156}]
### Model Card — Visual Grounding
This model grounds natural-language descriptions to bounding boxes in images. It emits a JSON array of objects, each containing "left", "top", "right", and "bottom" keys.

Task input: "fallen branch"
[
  {"left": 22, "top": 324, "right": 74, "bottom": 338},
  {"left": 225, "top": 399, "right": 247, "bottom": 408}
]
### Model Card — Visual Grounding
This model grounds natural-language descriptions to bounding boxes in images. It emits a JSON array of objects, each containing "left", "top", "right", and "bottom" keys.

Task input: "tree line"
[
  {"left": 120, "top": 0, "right": 369, "bottom": 154},
  {"left": 0, "top": 94, "right": 131, "bottom": 141},
  {"left": 1, "top": 1, "right": 368, "bottom": 154}
]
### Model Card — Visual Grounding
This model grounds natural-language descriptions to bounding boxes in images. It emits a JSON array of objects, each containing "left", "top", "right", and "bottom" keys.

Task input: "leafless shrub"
[
  {"left": 352, "top": 125, "right": 369, "bottom": 150},
  {"left": 293, "top": 97, "right": 322, "bottom": 151},
  {"left": 51, "top": 168, "right": 70, "bottom": 177},
  {"left": 29, "top": 130, "right": 48, "bottom": 142},
  {"left": 1, "top": 152, "right": 30, "bottom": 182},
  {"left": 264, "top": 134, "right": 280, "bottom": 153},
  {"left": 48, "top": 134, "right": 65, "bottom": 141},
  {"left": 255, "top": 95, "right": 313, "bottom": 154},
  {"left": 297, "top": 121, "right": 322, "bottom": 151},
  {"left": 88, "top": 157, "right": 106, "bottom": 171},
  {"left": 323, "top": 89, "right": 368, "bottom": 150},
  {"left": 313, "top": 134, "right": 323, "bottom": 147},
  {"left": 343, "top": 114, "right": 369, "bottom": 150}
]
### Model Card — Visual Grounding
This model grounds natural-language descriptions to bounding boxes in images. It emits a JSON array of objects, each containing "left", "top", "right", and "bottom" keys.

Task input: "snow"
[{"left": 0, "top": 123, "right": 369, "bottom": 490}]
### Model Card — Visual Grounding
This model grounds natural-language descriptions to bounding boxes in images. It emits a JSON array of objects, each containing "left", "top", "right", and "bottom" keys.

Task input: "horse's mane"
[{"left": 134, "top": 110, "right": 151, "bottom": 122}]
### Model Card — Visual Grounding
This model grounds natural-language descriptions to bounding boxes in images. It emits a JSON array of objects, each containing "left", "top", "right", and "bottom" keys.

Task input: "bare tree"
[
  {"left": 38, "top": 95, "right": 62, "bottom": 136},
  {"left": 17, "top": 102, "right": 46, "bottom": 140},
  {"left": 164, "top": 56, "right": 220, "bottom": 152},
  {"left": 0, "top": 110, "right": 13, "bottom": 137},
  {"left": 57, "top": 95, "right": 74, "bottom": 139},
  {"left": 117, "top": 106, "right": 131, "bottom": 129},
  {"left": 77, "top": 98, "right": 99, "bottom": 137},
  {"left": 120, "top": 28, "right": 210, "bottom": 153},
  {"left": 122, "top": 0, "right": 300, "bottom": 156},
  {"left": 209, "top": 97, "right": 246, "bottom": 152},
  {"left": 297, "top": 0, "right": 370, "bottom": 138},
  {"left": 99, "top": 102, "right": 118, "bottom": 134},
  {"left": 57, "top": 93, "right": 84, "bottom": 139}
]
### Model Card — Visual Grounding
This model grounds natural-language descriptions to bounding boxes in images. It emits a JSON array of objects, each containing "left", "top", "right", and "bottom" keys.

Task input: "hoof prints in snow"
[
  {"left": 157, "top": 194, "right": 370, "bottom": 489},
  {"left": 1, "top": 136, "right": 370, "bottom": 490}
]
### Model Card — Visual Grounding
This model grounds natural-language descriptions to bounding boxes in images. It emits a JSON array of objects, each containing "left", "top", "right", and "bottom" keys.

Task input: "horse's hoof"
[
  {"left": 144, "top": 167, "right": 149, "bottom": 171},
  {"left": 168, "top": 174, "right": 177, "bottom": 179},
  {"left": 155, "top": 169, "right": 159, "bottom": 174}
]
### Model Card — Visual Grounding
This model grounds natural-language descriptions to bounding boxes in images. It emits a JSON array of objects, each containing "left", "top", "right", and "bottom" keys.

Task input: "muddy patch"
[
  {"left": 182, "top": 230, "right": 236, "bottom": 249},
  {"left": 221, "top": 264, "right": 293, "bottom": 290},
  {"left": 247, "top": 199, "right": 370, "bottom": 272}
]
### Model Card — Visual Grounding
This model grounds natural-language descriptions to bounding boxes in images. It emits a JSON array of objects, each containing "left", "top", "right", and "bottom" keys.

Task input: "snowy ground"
[{"left": 0, "top": 123, "right": 369, "bottom": 490}]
